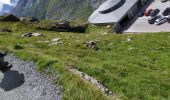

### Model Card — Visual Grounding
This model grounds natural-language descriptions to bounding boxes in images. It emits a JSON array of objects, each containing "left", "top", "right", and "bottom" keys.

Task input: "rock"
[
  {"left": 84, "top": 41, "right": 98, "bottom": 50},
  {"left": 0, "top": 28, "right": 12, "bottom": 32},
  {"left": 68, "top": 68, "right": 114, "bottom": 96},
  {"left": 102, "top": 32, "right": 108, "bottom": 35},
  {"left": 21, "top": 32, "right": 32, "bottom": 38},
  {"left": 21, "top": 32, "right": 44, "bottom": 38},
  {"left": 51, "top": 38, "right": 61, "bottom": 42},
  {"left": 49, "top": 42, "right": 63, "bottom": 45},
  {"left": 32, "top": 33, "right": 44, "bottom": 37},
  {"left": 37, "top": 41, "right": 50, "bottom": 43},
  {"left": 106, "top": 25, "right": 111, "bottom": 28},
  {"left": 0, "top": 14, "right": 20, "bottom": 22},
  {"left": 20, "top": 17, "right": 39, "bottom": 23},
  {"left": 126, "top": 36, "right": 132, "bottom": 42}
]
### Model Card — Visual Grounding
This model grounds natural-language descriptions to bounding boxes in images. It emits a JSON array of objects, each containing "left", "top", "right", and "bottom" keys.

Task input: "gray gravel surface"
[{"left": 0, "top": 54, "right": 61, "bottom": 100}]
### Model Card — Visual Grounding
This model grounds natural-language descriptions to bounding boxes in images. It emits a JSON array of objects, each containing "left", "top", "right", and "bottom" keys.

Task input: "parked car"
[
  {"left": 144, "top": 9, "right": 152, "bottom": 16},
  {"left": 162, "top": 7, "right": 170, "bottom": 16},
  {"left": 148, "top": 15, "right": 162, "bottom": 24},
  {"left": 155, "top": 17, "right": 167, "bottom": 25},
  {"left": 165, "top": 15, "right": 170, "bottom": 19},
  {"left": 150, "top": 9, "right": 160, "bottom": 17},
  {"left": 138, "top": 11, "right": 144, "bottom": 17}
]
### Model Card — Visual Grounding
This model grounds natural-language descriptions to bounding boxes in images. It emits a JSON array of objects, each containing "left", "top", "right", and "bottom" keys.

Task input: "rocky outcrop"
[
  {"left": 20, "top": 17, "right": 39, "bottom": 23},
  {"left": 11, "top": 0, "right": 106, "bottom": 21},
  {"left": 36, "top": 21, "right": 88, "bottom": 33},
  {"left": 0, "top": 14, "right": 20, "bottom": 22}
]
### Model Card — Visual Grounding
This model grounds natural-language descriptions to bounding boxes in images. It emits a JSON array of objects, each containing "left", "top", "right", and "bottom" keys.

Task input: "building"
[{"left": 88, "top": 0, "right": 143, "bottom": 31}]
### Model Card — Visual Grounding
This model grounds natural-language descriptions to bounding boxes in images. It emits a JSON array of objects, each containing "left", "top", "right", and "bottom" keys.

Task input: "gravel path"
[{"left": 0, "top": 54, "right": 61, "bottom": 100}]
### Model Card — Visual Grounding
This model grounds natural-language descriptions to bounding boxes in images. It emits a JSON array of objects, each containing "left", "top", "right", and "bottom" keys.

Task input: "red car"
[{"left": 144, "top": 9, "right": 152, "bottom": 16}]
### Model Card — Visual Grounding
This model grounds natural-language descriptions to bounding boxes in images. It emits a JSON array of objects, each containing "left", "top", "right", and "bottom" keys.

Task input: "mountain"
[
  {"left": 11, "top": 0, "right": 106, "bottom": 21},
  {"left": 0, "top": 0, "right": 18, "bottom": 15}
]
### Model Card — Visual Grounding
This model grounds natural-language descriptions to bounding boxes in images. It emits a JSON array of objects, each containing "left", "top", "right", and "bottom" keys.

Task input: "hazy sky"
[
  {"left": 0, "top": 0, "right": 17, "bottom": 12},
  {"left": 0, "top": 0, "right": 11, "bottom": 4}
]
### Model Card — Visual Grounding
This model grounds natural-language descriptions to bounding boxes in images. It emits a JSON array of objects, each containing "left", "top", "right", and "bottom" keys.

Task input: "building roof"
[{"left": 88, "top": 0, "right": 139, "bottom": 24}]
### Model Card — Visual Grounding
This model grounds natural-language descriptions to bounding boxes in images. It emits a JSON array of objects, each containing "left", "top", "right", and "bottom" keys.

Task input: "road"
[{"left": 0, "top": 55, "right": 61, "bottom": 100}]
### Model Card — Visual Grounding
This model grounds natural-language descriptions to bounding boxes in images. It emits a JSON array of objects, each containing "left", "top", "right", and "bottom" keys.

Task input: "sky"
[
  {"left": 0, "top": 0, "right": 11, "bottom": 4},
  {"left": 0, "top": 0, "right": 18, "bottom": 13}
]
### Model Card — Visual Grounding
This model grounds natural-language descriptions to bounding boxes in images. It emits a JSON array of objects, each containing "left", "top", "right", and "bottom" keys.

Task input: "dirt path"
[{"left": 0, "top": 54, "right": 61, "bottom": 100}]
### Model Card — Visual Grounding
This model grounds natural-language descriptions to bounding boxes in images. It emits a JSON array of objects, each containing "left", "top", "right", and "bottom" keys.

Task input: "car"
[
  {"left": 144, "top": 9, "right": 152, "bottom": 16},
  {"left": 162, "top": 7, "right": 170, "bottom": 16},
  {"left": 165, "top": 15, "right": 170, "bottom": 19},
  {"left": 161, "top": 0, "right": 168, "bottom": 3},
  {"left": 155, "top": 16, "right": 164, "bottom": 22},
  {"left": 148, "top": 15, "right": 162, "bottom": 24},
  {"left": 138, "top": 11, "right": 145, "bottom": 17},
  {"left": 155, "top": 17, "right": 167, "bottom": 25},
  {"left": 150, "top": 9, "right": 160, "bottom": 17}
]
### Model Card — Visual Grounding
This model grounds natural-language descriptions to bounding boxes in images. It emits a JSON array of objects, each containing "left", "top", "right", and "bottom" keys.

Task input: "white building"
[{"left": 88, "top": 0, "right": 142, "bottom": 31}]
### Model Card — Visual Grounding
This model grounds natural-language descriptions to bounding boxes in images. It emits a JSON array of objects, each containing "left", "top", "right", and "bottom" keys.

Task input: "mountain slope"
[{"left": 12, "top": 0, "right": 106, "bottom": 20}]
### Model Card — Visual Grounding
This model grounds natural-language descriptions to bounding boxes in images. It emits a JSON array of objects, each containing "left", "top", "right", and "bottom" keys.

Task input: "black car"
[
  {"left": 162, "top": 7, "right": 170, "bottom": 16},
  {"left": 150, "top": 9, "right": 160, "bottom": 17},
  {"left": 138, "top": 11, "right": 145, "bottom": 17},
  {"left": 148, "top": 15, "right": 162, "bottom": 24}
]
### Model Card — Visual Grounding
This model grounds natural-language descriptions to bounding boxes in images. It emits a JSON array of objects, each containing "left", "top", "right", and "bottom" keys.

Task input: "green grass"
[{"left": 0, "top": 22, "right": 170, "bottom": 100}]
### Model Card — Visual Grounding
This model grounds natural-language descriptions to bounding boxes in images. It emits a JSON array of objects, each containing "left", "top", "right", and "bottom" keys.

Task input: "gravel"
[{"left": 0, "top": 54, "right": 61, "bottom": 100}]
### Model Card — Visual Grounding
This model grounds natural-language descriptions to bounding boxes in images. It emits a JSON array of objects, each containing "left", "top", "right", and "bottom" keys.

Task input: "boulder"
[
  {"left": 21, "top": 32, "right": 44, "bottom": 38},
  {"left": 0, "top": 14, "right": 20, "bottom": 22},
  {"left": 84, "top": 41, "right": 99, "bottom": 50},
  {"left": 20, "top": 17, "right": 39, "bottom": 23}
]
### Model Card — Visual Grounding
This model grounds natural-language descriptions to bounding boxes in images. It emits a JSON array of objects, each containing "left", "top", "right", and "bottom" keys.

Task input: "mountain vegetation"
[{"left": 12, "top": 0, "right": 106, "bottom": 21}]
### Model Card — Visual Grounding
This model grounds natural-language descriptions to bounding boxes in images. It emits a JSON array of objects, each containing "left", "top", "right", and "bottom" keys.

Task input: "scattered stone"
[
  {"left": 108, "top": 43, "right": 113, "bottom": 46},
  {"left": 84, "top": 41, "right": 99, "bottom": 50},
  {"left": 125, "top": 36, "right": 132, "bottom": 42},
  {"left": 37, "top": 41, "right": 50, "bottom": 43},
  {"left": 102, "top": 32, "right": 108, "bottom": 35},
  {"left": 0, "top": 14, "right": 20, "bottom": 22},
  {"left": 106, "top": 25, "right": 111, "bottom": 28},
  {"left": 49, "top": 38, "right": 63, "bottom": 45},
  {"left": 24, "top": 44, "right": 34, "bottom": 47},
  {"left": 92, "top": 24, "right": 97, "bottom": 27},
  {"left": 49, "top": 42, "right": 63, "bottom": 46},
  {"left": 68, "top": 68, "right": 115, "bottom": 97},
  {"left": 51, "top": 38, "right": 61, "bottom": 42}
]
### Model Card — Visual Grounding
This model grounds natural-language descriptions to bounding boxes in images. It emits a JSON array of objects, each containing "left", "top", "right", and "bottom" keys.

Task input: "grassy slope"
[{"left": 0, "top": 22, "right": 170, "bottom": 100}]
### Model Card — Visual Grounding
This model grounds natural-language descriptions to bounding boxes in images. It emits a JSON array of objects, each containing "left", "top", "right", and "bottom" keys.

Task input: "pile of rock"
[
  {"left": 37, "top": 38, "right": 64, "bottom": 45},
  {"left": 37, "top": 20, "right": 88, "bottom": 33}
]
